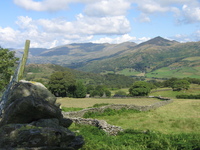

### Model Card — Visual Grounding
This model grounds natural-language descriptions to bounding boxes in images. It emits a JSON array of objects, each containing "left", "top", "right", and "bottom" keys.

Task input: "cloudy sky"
[{"left": 0, "top": 0, "right": 200, "bottom": 48}]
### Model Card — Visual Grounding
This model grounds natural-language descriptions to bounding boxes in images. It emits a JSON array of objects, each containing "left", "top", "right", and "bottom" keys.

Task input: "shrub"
[
  {"left": 83, "top": 108, "right": 140, "bottom": 118},
  {"left": 129, "top": 81, "right": 151, "bottom": 96},
  {"left": 114, "top": 90, "right": 127, "bottom": 97},
  {"left": 176, "top": 94, "right": 200, "bottom": 99},
  {"left": 92, "top": 103, "right": 111, "bottom": 108}
]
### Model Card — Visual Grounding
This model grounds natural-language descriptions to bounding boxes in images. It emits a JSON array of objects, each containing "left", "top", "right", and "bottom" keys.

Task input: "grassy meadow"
[
  {"left": 57, "top": 87, "right": 200, "bottom": 149},
  {"left": 146, "top": 66, "right": 200, "bottom": 79}
]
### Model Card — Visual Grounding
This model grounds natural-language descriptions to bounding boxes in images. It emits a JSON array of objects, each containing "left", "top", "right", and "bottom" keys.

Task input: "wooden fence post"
[{"left": 17, "top": 40, "right": 30, "bottom": 81}]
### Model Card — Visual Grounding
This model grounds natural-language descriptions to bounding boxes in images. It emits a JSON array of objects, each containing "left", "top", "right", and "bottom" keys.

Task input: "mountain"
[
  {"left": 74, "top": 38, "right": 200, "bottom": 79},
  {"left": 136, "top": 36, "right": 178, "bottom": 47},
  {"left": 25, "top": 42, "right": 137, "bottom": 65},
  {"left": 13, "top": 36, "right": 200, "bottom": 79}
]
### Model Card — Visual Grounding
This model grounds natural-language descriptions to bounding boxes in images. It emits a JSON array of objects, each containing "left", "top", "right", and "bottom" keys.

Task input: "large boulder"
[{"left": 0, "top": 81, "right": 84, "bottom": 149}]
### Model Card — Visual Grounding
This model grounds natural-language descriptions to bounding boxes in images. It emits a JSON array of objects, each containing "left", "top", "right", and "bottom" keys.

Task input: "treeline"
[{"left": 24, "top": 64, "right": 136, "bottom": 89}]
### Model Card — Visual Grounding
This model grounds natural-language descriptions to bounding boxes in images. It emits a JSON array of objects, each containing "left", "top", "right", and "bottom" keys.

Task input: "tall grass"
[
  {"left": 70, "top": 124, "right": 200, "bottom": 150},
  {"left": 86, "top": 100, "right": 200, "bottom": 134}
]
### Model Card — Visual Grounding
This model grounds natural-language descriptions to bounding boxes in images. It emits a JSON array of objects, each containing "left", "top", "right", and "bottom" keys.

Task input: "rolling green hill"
[
  {"left": 16, "top": 36, "right": 200, "bottom": 79},
  {"left": 76, "top": 39, "right": 200, "bottom": 79}
]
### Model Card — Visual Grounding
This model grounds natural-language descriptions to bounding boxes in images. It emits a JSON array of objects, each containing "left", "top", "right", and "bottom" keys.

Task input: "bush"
[
  {"left": 176, "top": 94, "right": 200, "bottom": 99},
  {"left": 92, "top": 103, "right": 111, "bottom": 108},
  {"left": 90, "top": 85, "right": 111, "bottom": 97},
  {"left": 61, "top": 107, "right": 83, "bottom": 112},
  {"left": 129, "top": 81, "right": 151, "bottom": 96},
  {"left": 114, "top": 90, "right": 127, "bottom": 97},
  {"left": 83, "top": 108, "right": 140, "bottom": 118}
]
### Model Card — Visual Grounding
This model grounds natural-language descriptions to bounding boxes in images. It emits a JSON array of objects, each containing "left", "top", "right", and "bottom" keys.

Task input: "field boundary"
[
  {"left": 62, "top": 97, "right": 173, "bottom": 135},
  {"left": 62, "top": 97, "right": 173, "bottom": 118}
]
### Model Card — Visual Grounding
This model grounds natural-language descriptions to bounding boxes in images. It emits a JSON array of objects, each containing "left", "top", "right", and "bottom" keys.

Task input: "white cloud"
[
  {"left": 36, "top": 14, "right": 130, "bottom": 35},
  {"left": 3, "top": 0, "right": 200, "bottom": 49},
  {"left": 0, "top": 14, "right": 131, "bottom": 48},
  {"left": 182, "top": 5, "right": 200, "bottom": 23},
  {"left": 84, "top": 0, "right": 131, "bottom": 17},
  {"left": 93, "top": 34, "right": 136, "bottom": 44},
  {"left": 13, "top": 0, "right": 71, "bottom": 11},
  {"left": 13, "top": 0, "right": 98, "bottom": 11},
  {"left": 136, "top": 13, "right": 151, "bottom": 23},
  {"left": 92, "top": 34, "right": 149, "bottom": 44},
  {"left": 172, "top": 34, "right": 192, "bottom": 43},
  {"left": 131, "top": 0, "right": 200, "bottom": 23}
]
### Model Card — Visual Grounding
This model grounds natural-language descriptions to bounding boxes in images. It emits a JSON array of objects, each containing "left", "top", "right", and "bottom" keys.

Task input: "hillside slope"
[
  {"left": 76, "top": 39, "right": 200, "bottom": 79},
  {"left": 27, "top": 42, "right": 136, "bottom": 65},
  {"left": 15, "top": 36, "right": 200, "bottom": 79},
  {"left": 24, "top": 64, "right": 136, "bottom": 88}
]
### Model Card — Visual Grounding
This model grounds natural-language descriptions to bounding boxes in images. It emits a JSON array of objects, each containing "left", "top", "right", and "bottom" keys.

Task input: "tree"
[
  {"left": 104, "top": 89, "right": 111, "bottom": 97},
  {"left": 48, "top": 71, "right": 76, "bottom": 97},
  {"left": 171, "top": 79, "right": 190, "bottom": 91},
  {"left": 73, "top": 81, "right": 86, "bottom": 98},
  {"left": 0, "top": 47, "right": 19, "bottom": 91},
  {"left": 129, "top": 81, "right": 151, "bottom": 96},
  {"left": 90, "top": 85, "right": 111, "bottom": 97},
  {"left": 86, "top": 85, "right": 95, "bottom": 94},
  {"left": 114, "top": 90, "right": 127, "bottom": 97},
  {"left": 163, "top": 77, "right": 178, "bottom": 87}
]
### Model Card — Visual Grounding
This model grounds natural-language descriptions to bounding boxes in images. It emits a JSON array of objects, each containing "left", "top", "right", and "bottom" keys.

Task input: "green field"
[
  {"left": 146, "top": 66, "right": 200, "bottom": 79},
  {"left": 58, "top": 87, "right": 200, "bottom": 149},
  {"left": 57, "top": 97, "right": 160, "bottom": 108},
  {"left": 116, "top": 68, "right": 143, "bottom": 76}
]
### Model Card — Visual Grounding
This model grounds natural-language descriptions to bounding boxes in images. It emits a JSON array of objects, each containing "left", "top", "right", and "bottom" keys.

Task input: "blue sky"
[{"left": 0, "top": 0, "right": 200, "bottom": 48}]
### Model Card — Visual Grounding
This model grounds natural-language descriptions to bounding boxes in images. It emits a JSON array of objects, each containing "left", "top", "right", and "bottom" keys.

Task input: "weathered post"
[
  {"left": 17, "top": 40, "right": 30, "bottom": 81},
  {"left": 0, "top": 40, "right": 30, "bottom": 117}
]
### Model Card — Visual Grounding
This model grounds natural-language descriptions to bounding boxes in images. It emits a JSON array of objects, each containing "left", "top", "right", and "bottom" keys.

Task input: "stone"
[{"left": 0, "top": 81, "right": 84, "bottom": 149}]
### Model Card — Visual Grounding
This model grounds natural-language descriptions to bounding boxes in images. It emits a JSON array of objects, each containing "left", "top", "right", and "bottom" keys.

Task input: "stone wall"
[
  {"left": 62, "top": 97, "right": 173, "bottom": 135},
  {"left": 62, "top": 97, "right": 173, "bottom": 118},
  {"left": 70, "top": 118, "right": 123, "bottom": 135}
]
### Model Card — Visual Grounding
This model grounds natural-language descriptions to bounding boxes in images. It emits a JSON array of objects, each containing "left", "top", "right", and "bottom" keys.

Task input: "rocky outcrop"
[{"left": 0, "top": 81, "right": 84, "bottom": 150}]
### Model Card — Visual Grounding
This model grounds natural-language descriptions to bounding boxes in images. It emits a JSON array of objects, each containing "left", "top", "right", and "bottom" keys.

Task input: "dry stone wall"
[
  {"left": 62, "top": 97, "right": 173, "bottom": 135},
  {"left": 62, "top": 97, "right": 173, "bottom": 118}
]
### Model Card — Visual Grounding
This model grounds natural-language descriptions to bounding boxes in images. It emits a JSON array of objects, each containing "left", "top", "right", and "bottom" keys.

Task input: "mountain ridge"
[{"left": 13, "top": 36, "right": 200, "bottom": 79}]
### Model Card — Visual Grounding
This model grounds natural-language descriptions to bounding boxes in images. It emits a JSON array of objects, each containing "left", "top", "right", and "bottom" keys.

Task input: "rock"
[
  {"left": 0, "top": 81, "right": 84, "bottom": 149},
  {"left": 70, "top": 118, "right": 123, "bottom": 135}
]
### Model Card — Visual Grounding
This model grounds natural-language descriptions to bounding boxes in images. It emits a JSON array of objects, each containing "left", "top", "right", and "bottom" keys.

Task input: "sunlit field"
[{"left": 57, "top": 97, "right": 161, "bottom": 108}]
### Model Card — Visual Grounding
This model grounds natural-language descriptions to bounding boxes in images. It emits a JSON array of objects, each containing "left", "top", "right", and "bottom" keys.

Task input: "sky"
[{"left": 0, "top": 0, "right": 200, "bottom": 49}]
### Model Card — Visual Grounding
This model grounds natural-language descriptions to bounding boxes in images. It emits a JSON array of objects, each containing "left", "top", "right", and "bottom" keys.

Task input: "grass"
[
  {"left": 58, "top": 90, "right": 200, "bottom": 149},
  {"left": 58, "top": 97, "right": 200, "bottom": 134},
  {"left": 183, "top": 56, "right": 200, "bottom": 61},
  {"left": 88, "top": 99, "right": 200, "bottom": 134},
  {"left": 146, "top": 66, "right": 200, "bottom": 79},
  {"left": 57, "top": 97, "right": 161, "bottom": 108},
  {"left": 150, "top": 86, "right": 200, "bottom": 98},
  {"left": 69, "top": 124, "right": 200, "bottom": 150},
  {"left": 116, "top": 68, "right": 142, "bottom": 76}
]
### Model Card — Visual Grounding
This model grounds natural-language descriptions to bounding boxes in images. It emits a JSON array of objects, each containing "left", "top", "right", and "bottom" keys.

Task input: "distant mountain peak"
[{"left": 139, "top": 36, "right": 177, "bottom": 47}]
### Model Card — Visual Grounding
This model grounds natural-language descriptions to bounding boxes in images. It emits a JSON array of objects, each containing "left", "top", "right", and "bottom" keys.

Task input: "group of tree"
[
  {"left": 48, "top": 71, "right": 87, "bottom": 98},
  {"left": 148, "top": 77, "right": 192, "bottom": 91},
  {"left": 48, "top": 71, "right": 193, "bottom": 98},
  {"left": 48, "top": 71, "right": 112, "bottom": 98},
  {"left": 88, "top": 85, "right": 111, "bottom": 97},
  {"left": 0, "top": 47, "right": 19, "bottom": 91}
]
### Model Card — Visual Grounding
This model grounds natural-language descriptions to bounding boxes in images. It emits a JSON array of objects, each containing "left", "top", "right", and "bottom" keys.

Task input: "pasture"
[
  {"left": 57, "top": 88, "right": 200, "bottom": 149},
  {"left": 58, "top": 97, "right": 200, "bottom": 134}
]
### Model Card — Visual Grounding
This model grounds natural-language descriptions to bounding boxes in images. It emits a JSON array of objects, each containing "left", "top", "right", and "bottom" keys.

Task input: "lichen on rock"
[{"left": 0, "top": 81, "right": 84, "bottom": 150}]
